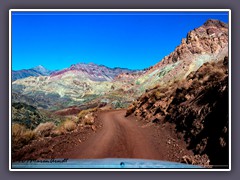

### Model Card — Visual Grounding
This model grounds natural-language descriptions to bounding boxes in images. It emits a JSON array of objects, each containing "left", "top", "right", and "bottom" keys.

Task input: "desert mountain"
[
  {"left": 12, "top": 19, "right": 228, "bottom": 110},
  {"left": 12, "top": 63, "right": 138, "bottom": 109},
  {"left": 116, "top": 19, "right": 228, "bottom": 91},
  {"left": 126, "top": 56, "right": 229, "bottom": 166},
  {"left": 123, "top": 20, "right": 229, "bottom": 166},
  {"left": 12, "top": 65, "right": 53, "bottom": 81},
  {"left": 51, "top": 63, "right": 138, "bottom": 82}
]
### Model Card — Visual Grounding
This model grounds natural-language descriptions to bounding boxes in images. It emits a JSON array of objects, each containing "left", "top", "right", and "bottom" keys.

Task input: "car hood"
[{"left": 12, "top": 158, "right": 202, "bottom": 169}]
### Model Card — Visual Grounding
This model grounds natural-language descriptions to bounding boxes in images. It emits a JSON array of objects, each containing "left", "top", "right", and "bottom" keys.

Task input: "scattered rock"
[{"left": 91, "top": 125, "right": 97, "bottom": 131}]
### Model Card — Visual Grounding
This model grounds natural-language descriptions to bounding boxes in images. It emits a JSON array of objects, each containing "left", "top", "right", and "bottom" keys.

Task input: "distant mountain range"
[
  {"left": 12, "top": 19, "right": 228, "bottom": 110},
  {"left": 12, "top": 63, "right": 139, "bottom": 109},
  {"left": 12, "top": 65, "right": 53, "bottom": 81},
  {"left": 50, "top": 63, "right": 138, "bottom": 82},
  {"left": 12, "top": 63, "right": 137, "bottom": 82}
]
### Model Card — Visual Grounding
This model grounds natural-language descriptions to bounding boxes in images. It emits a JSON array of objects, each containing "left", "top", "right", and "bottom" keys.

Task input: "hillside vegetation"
[{"left": 126, "top": 57, "right": 229, "bottom": 166}]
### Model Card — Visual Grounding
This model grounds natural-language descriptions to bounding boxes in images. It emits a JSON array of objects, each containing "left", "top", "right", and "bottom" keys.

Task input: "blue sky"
[{"left": 12, "top": 11, "right": 229, "bottom": 70}]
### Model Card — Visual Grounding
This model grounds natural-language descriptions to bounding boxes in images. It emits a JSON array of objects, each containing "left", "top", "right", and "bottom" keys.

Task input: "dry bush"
[
  {"left": 212, "top": 69, "right": 226, "bottom": 78},
  {"left": 201, "top": 63, "right": 212, "bottom": 73},
  {"left": 34, "top": 122, "right": 56, "bottom": 137},
  {"left": 78, "top": 107, "right": 98, "bottom": 120},
  {"left": 12, "top": 123, "right": 36, "bottom": 151},
  {"left": 82, "top": 113, "right": 95, "bottom": 125},
  {"left": 62, "top": 119, "right": 77, "bottom": 132},
  {"left": 204, "top": 69, "right": 225, "bottom": 82},
  {"left": 148, "top": 92, "right": 156, "bottom": 102},
  {"left": 191, "top": 79, "right": 201, "bottom": 87},
  {"left": 154, "top": 90, "right": 165, "bottom": 100},
  {"left": 51, "top": 128, "right": 64, "bottom": 137},
  {"left": 159, "top": 86, "right": 169, "bottom": 93},
  {"left": 12, "top": 123, "right": 25, "bottom": 137}
]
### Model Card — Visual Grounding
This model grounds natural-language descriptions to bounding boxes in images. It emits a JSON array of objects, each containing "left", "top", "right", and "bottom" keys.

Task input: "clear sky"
[{"left": 12, "top": 11, "right": 229, "bottom": 70}]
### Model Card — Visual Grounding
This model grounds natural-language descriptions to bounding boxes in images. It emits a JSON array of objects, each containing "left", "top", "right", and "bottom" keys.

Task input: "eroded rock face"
[
  {"left": 113, "top": 19, "right": 228, "bottom": 100},
  {"left": 126, "top": 57, "right": 229, "bottom": 166},
  {"left": 162, "top": 19, "right": 228, "bottom": 65},
  {"left": 186, "top": 19, "right": 228, "bottom": 54},
  {"left": 93, "top": 20, "right": 228, "bottom": 92}
]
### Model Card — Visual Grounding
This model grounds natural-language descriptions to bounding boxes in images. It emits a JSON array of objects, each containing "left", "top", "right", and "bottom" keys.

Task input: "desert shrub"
[
  {"left": 34, "top": 122, "right": 56, "bottom": 137},
  {"left": 78, "top": 108, "right": 98, "bottom": 120},
  {"left": 213, "top": 69, "right": 226, "bottom": 78},
  {"left": 154, "top": 90, "right": 165, "bottom": 100},
  {"left": 82, "top": 113, "right": 95, "bottom": 125},
  {"left": 201, "top": 63, "right": 212, "bottom": 73},
  {"left": 204, "top": 69, "right": 225, "bottom": 82},
  {"left": 12, "top": 123, "right": 25, "bottom": 137},
  {"left": 62, "top": 119, "right": 76, "bottom": 132},
  {"left": 136, "top": 80, "right": 141, "bottom": 85},
  {"left": 158, "top": 86, "right": 170, "bottom": 93},
  {"left": 51, "top": 128, "right": 64, "bottom": 137},
  {"left": 12, "top": 123, "right": 36, "bottom": 151},
  {"left": 12, "top": 102, "right": 42, "bottom": 129},
  {"left": 191, "top": 79, "right": 201, "bottom": 87},
  {"left": 158, "top": 70, "right": 168, "bottom": 77},
  {"left": 77, "top": 108, "right": 98, "bottom": 126},
  {"left": 112, "top": 101, "right": 126, "bottom": 109}
]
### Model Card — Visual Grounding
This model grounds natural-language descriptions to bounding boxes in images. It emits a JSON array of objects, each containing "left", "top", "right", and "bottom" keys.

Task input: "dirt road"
[
  {"left": 66, "top": 109, "right": 194, "bottom": 161},
  {"left": 13, "top": 110, "right": 193, "bottom": 162},
  {"left": 69, "top": 110, "right": 162, "bottom": 159}
]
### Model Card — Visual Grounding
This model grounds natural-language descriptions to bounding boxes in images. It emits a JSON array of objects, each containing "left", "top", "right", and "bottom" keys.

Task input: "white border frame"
[{"left": 9, "top": 9, "right": 231, "bottom": 172}]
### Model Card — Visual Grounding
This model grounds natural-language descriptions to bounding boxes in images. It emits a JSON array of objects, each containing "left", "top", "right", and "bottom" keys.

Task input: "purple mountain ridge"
[{"left": 50, "top": 63, "right": 138, "bottom": 81}]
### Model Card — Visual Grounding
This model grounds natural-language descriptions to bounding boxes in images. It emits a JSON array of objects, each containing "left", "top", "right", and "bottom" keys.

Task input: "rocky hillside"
[
  {"left": 12, "top": 65, "right": 53, "bottom": 81},
  {"left": 12, "top": 102, "right": 65, "bottom": 129},
  {"left": 119, "top": 19, "right": 228, "bottom": 93},
  {"left": 126, "top": 56, "right": 229, "bottom": 167}
]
